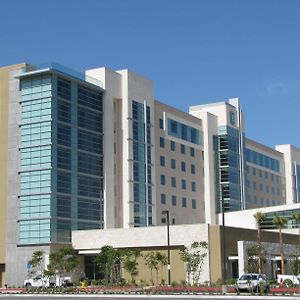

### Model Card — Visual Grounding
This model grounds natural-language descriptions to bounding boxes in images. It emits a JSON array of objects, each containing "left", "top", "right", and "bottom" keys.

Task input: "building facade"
[{"left": 1, "top": 62, "right": 300, "bottom": 286}]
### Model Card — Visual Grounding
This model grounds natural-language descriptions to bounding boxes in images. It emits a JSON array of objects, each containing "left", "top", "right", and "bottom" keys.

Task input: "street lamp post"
[
  {"left": 221, "top": 185, "right": 227, "bottom": 285},
  {"left": 162, "top": 210, "right": 171, "bottom": 286}
]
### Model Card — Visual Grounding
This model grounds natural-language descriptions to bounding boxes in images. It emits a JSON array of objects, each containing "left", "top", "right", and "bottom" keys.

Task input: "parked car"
[
  {"left": 24, "top": 275, "right": 72, "bottom": 288},
  {"left": 277, "top": 274, "right": 300, "bottom": 286},
  {"left": 24, "top": 275, "right": 55, "bottom": 288},
  {"left": 236, "top": 273, "right": 269, "bottom": 293}
]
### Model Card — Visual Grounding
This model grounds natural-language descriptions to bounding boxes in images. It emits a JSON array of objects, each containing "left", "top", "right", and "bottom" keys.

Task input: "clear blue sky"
[{"left": 1, "top": 0, "right": 300, "bottom": 148}]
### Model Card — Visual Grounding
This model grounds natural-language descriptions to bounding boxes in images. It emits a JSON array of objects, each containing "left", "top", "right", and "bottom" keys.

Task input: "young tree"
[
  {"left": 246, "top": 244, "right": 259, "bottom": 273},
  {"left": 120, "top": 249, "right": 141, "bottom": 285},
  {"left": 29, "top": 250, "right": 45, "bottom": 278},
  {"left": 273, "top": 216, "right": 288, "bottom": 275},
  {"left": 253, "top": 211, "right": 265, "bottom": 273},
  {"left": 144, "top": 252, "right": 158, "bottom": 284},
  {"left": 47, "top": 246, "right": 80, "bottom": 285},
  {"left": 156, "top": 252, "right": 168, "bottom": 284},
  {"left": 94, "top": 245, "right": 120, "bottom": 286},
  {"left": 179, "top": 241, "right": 208, "bottom": 286},
  {"left": 290, "top": 252, "right": 300, "bottom": 276}
]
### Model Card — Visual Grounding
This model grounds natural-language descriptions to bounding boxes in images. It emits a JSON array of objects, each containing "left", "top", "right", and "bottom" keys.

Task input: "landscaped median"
[{"left": 1, "top": 285, "right": 300, "bottom": 296}]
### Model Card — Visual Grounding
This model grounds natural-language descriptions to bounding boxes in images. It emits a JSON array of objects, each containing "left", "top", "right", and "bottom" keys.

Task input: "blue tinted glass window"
[
  {"left": 57, "top": 195, "right": 71, "bottom": 218},
  {"left": 57, "top": 100, "right": 71, "bottom": 123},
  {"left": 57, "top": 147, "right": 71, "bottom": 170},
  {"left": 191, "top": 164, "right": 196, "bottom": 174},
  {"left": 181, "top": 161, "right": 186, "bottom": 172},
  {"left": 172, "top": 195, "right": 177, "bottom": 206},
  {"left": 159, "top": 118, "right": 163, "bottom": 129},
  {"left": 160, "top": 156, "right": 165, "bottom": 166},
  {"left": 78, "top": 152, "right": 102, "bottom": 176},
  {"left": 192, "top": 199, "right": 196, "bottom": 209},
  {"left": 160, "top": 137, "right": 165, "bottom": 148},
  {"left": 181, "top": 179, "right": 186, "bottom": 190},
  {"left": 78, "top": 130, "right": 102, "bottom": 155},
  {"left": 171, "top": 177, "right": 176, "bottom": 187},
  {"left": 57, "top": 78, "right": 71, "bottom": 100},
  {"left": 182, "top": 197, "right": 187, "bottom": 207},
  {"left": 160, "top": 175, "right": 166, "bottom": 185},
  {"left": 57, "top": 171, "right": 71, "bottom": 194},
  {"left": 78, "top": 85, "right": 103, "bottom": 111},
  {"left": 78, "top": 107, "right": 102, "bottom": 132},
  {"left": 57, "top": 124, "right": 71, "bottom": 146},
  {"left": 171, "top": 159, "right": 176, "bottom": 169},
  {"left": 161, "top": 194, "right": 166, "bottom": 204},
  {"left": 181, "top": 144, "right": 185, "bottom": 154},
  {"left": 78, "top": 198, "right": 101, "bottom": 221},
  {"left": 191, "top": 181, "right": 196, "bottom": 192},
  {"left": 190, "top": 147, "right": 195, "bottom": 157},
  {"left": 78, "top": 175, "right": 102, "bottom": 198},
  {"left": 170, "top": 141, "right": 175, "bottom": 151}
]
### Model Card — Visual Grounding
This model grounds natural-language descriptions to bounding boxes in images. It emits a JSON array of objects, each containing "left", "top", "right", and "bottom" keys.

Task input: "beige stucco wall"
[
  {"left": 154, "top": 101, "right": 205, "bottom": 225},
  {"left": 0, "top": 63, "right": 25, "bottom": 287},
  {"left": 121, "top": 248, "right": 185, "bottom": 285}
]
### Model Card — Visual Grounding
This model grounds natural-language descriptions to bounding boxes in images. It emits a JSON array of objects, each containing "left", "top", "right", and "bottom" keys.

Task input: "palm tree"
[
  {"left": 273, "top": 216, "right": 288, "bottom": 275},
  {"left": 253, "top": 211, "right": 265, "bottom": 273},
  {"left": 292, "top": 213, "right": 300, "bottom": 247}
]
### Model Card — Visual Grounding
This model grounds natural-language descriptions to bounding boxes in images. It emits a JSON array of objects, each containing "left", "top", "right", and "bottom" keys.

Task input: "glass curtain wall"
[{"left": 132, "top": 100, "right": 152, "bottom": 226}]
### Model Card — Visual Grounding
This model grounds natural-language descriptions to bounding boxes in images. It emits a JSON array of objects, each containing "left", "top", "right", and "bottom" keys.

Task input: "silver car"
[{"left": 236, "top": 273, "right": 269, "bottom": 293}]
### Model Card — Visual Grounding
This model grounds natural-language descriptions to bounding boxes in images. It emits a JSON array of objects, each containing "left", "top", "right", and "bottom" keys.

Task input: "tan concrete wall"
[
  {"left": 121, "top": 248, "right": 185, "bottom": 285},
  {"left": 154, "top": 101, "right": 205, "bottom": 225},
  {"left": 0, "top": 63, "right": 25, "bottom": 287},
  {"left": 208, "top": 225, "right": 222, "bottom": 284}
]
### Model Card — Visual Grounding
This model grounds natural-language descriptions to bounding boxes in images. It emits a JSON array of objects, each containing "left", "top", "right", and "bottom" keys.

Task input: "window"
[
  {"left": 259, "top": 170, "right": 262, "bottom": 177},
  {"left": 78, "top": 85, "right": 103, "bottom": 111},
  {"left": 253, "top": 182, "right": 257, "bottom": 190},
  {"left": 160, "top": 156, "right": 165, "bottom": 166},
  {"left": 265, "top": 185, "right": 269, "bottom": 193},
  {"left": 252, "top": 168, "right": 256, "bottom": 176},
  {"left": 171, "top": 177, "right": 176, "bottom": 187},
  {"left": 171, "top": 159, "right": 176, "bottom": 169},
  {"left": 57, "top": 78, "right": 71, "bottom": 100},
  {"left": 191, "top": 164, "right": 196, "bottom": 174},
  {"left": 170, "top": 141, "right": 175, "bottom": 151},
  {"left": 271, "top": 173, "right": 274, "bottom": 181},
  {"left": 259, "top": 183, "right": 263, "bottom": 191},
  {"left": 182, "top": 197, "right": 187, "bottom": 207},
  {"left": 181, "top": 179, "right": 186, "bottom": 190},
  {"left": 190, "top": 147, "right": 195, "bottom": 157},
  {"left": 161, "top": 218, "right": 166, "bottom": 224},
  {"left": 192, "top": 199, "right": 196, "bottom": 209},
  {"left": 161, "top": 194, "right": 166, "bottom": 204},
  {"left": 180, "top": 144, "right": 185, "bottom": 154},
  {"left": 160, "top": 137, "right": 165, "bottom": 148},
  {"left": 172, "top": 195, "right": 177, "bottom": 206},
  {"left": 265, "top": 172, "right": 268, "bottom": 179},
  {"left": 181, "top": 161, "right": 186, "bottom": 172},
  {"left": 160, "top": 175, "right": 166, "bottom": 185},
  {"left": 191, "top": 181, "right": 196, "bottom": 192},
  {"left": 159, "top": 118, "right": 163, "bottom": 129}
]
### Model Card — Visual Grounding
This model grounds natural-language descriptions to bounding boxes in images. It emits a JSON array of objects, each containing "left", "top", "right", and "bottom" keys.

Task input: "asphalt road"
[{"left": 1, "top": 295, "right": 300, "bottom": 300}]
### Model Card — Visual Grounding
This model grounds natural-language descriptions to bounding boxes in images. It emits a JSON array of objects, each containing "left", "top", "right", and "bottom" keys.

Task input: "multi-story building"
[
  {"left": 1, "top": 61, "right": 300, "bottom": 286},
  {"left": 154, "top": 101, "right": 205, "bottom": 226}
]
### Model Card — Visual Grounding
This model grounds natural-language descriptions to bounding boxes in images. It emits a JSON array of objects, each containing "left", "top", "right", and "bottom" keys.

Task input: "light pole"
[
  {"left": 221, "top": 185, "right": 227, "bottom": 285},
  {"left": 162, "top": 210, "right": 171, "bottom": 286}
]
